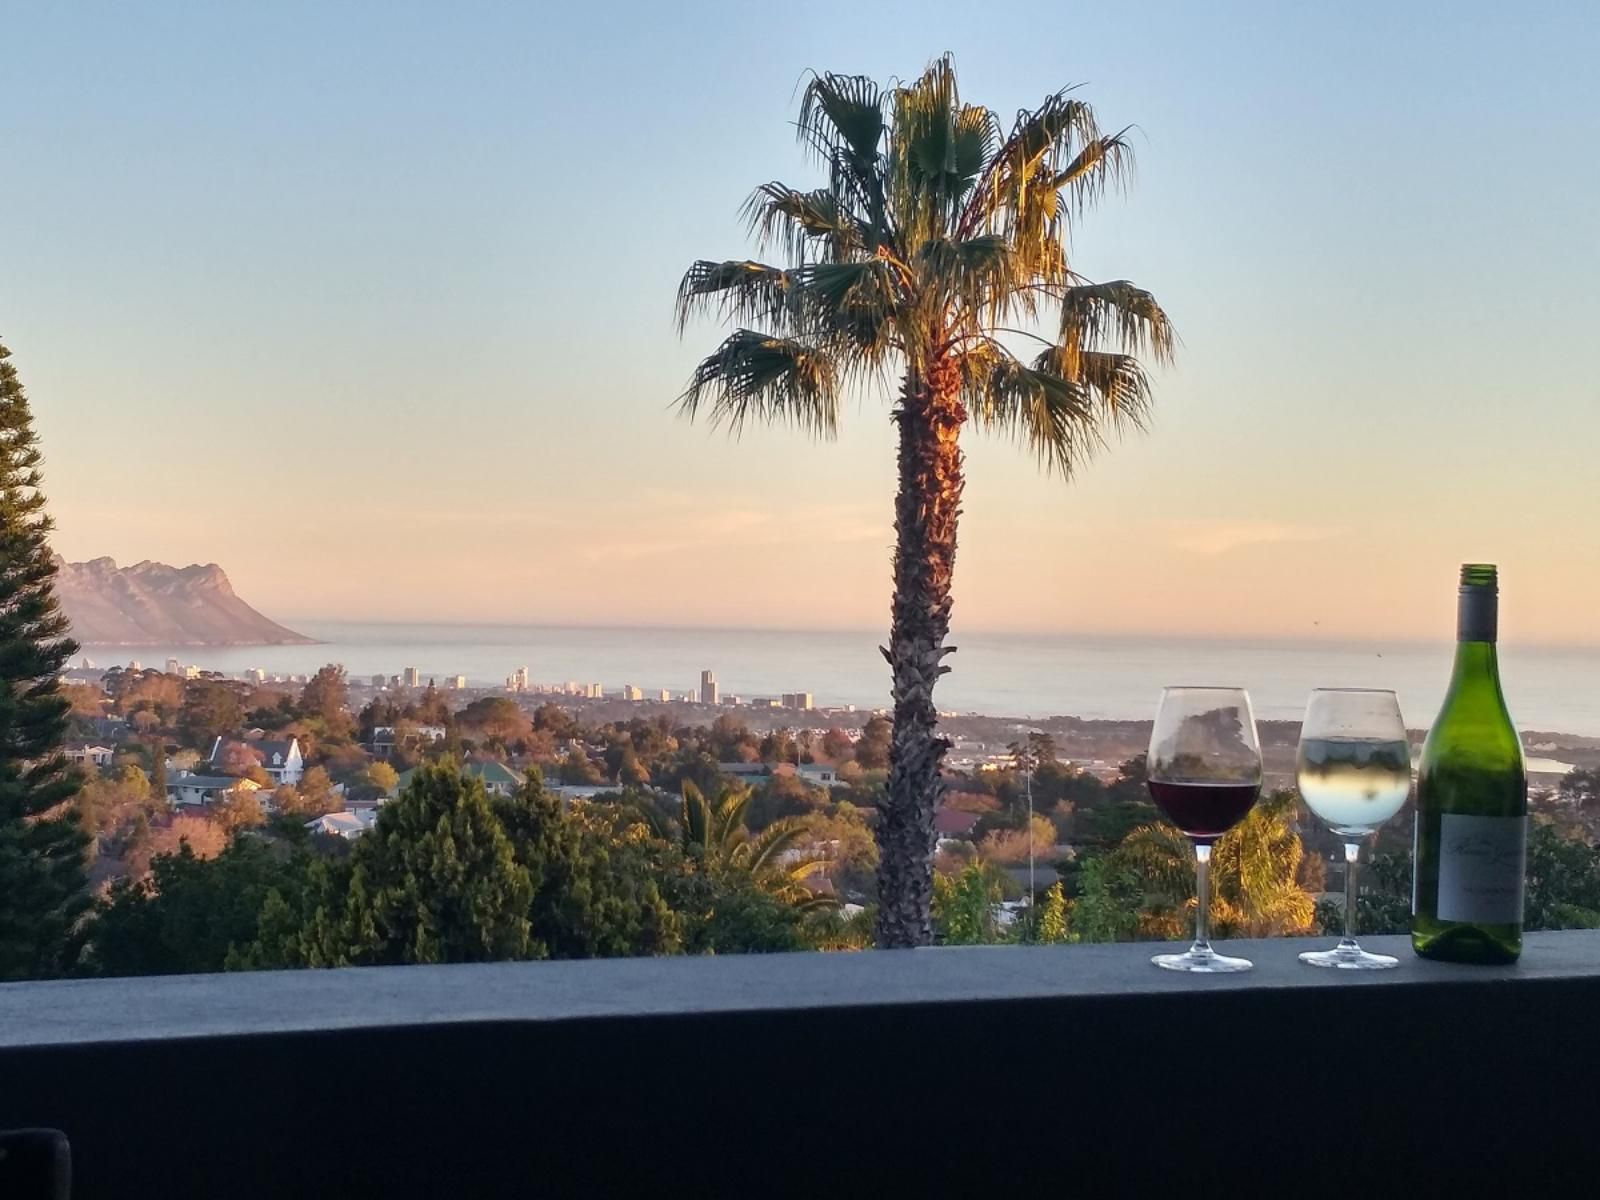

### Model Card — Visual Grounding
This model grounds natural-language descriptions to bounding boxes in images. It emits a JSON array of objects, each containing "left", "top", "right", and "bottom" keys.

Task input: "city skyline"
[{"left": 4, "top": 3, "right": 1598, "bottom": 644}]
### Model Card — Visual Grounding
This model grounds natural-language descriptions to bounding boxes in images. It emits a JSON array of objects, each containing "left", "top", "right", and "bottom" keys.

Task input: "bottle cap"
[{"left": 1459, "top": 563, "right": 1498, "bottom": 591}]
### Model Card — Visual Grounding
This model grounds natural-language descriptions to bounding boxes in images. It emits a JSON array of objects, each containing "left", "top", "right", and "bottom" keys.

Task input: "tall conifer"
[{"left": 0, "top": 340, "right": 89, "bottom": 978}]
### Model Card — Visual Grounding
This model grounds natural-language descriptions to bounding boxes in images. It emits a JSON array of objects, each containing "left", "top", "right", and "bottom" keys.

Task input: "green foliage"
[
  {"left": 666, "top": 869, "right": 809, "bottom": 954},
  {"left": 1037, "top": 881, "right": 1070, "bottom": 944},
  {"left": 557, "top": 748, "right": 605, "bottom": 786},
  {"left": 298, "top": 664, "right": 355, "bottom": 739},
  {"left": 0, "top": 340, "right": 90, "bottom": 980},
  {"left": 83, "top": 837, "right": 313, "bottom": 976},
  {"left": 854, "top": 716, "right": 892, "bottom": 770},
  {"left": 932, "top": 862, "right": 1006, "bottom": 945},
  {"left": 300, "top": 761, "right": 534, "bottom": 966},
  {"left": 1316, "top": 848, "right": 1411, "bottom": 937},
  {"left": 678, "top": 780, "right": 833, "bottom": 909},
  {"left": 1526, "top": 820, "right": 1600, "bottom": 930},
  {"left": 1114, "top": 789, "right": 1317, "bottom": 940},
  {"left": 495, "top": 777, "right": 680, "bottom": 958},
  {"left": 1067, "top": 854, "right": 1142, "bottom": 943},
  {"left": 178, "top": 680, "right": 246, "bottom": 750}
]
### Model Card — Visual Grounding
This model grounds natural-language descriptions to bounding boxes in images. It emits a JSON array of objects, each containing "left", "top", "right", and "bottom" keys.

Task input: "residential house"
[
  {"left": 306, "top": 810, "right": 378, "bottom": 840},
  {"left": 169, "top": 774, "right": 263, "bottom": 809},
  {"left": 65, "top": 741, "right": 117, "bottom": 768},
  {"left": 370, "top": 725, "right": 448, "bottom": 759},
  {"left": 797, "top": 763, "right": 844, "bottom": 789},
  {"left": 207, "top": 736, "right": 305, "bottom": 786},
  {"left": 395, "top": 760, "right": 522, "bottom": 799}
]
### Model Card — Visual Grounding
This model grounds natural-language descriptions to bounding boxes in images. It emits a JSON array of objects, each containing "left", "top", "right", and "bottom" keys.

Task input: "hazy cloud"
[{"left": 1166, "top": 520, "right": 1343, "bottom": 556}]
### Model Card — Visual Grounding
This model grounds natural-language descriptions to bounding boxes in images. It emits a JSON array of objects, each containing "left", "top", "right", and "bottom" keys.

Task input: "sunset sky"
[{"left": 4, "top": 1, "right": 1596, "bottom": 645}]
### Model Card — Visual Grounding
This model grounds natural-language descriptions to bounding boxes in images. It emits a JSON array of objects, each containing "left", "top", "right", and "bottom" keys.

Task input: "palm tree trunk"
[{"left": 876, "top": 359, "right": 965, "bottom": 949}]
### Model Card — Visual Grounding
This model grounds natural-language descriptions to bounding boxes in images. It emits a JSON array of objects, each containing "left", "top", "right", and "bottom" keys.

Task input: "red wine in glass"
[{"left": 1147, "top": 779, "right": 1260, "bottom": 843}]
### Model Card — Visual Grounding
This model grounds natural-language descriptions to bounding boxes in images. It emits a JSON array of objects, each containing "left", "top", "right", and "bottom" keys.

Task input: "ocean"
[{"left": 77, "top": 622, "right": 1600, "bottom": 739}]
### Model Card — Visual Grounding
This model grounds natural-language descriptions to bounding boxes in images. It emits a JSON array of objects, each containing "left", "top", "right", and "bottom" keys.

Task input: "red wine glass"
[{"left": 1147, "top": 686, "right": 1264, "bottom": 972}]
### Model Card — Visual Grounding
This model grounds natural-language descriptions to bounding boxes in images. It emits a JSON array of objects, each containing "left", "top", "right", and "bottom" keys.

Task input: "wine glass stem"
[
  {"left": 1193, "top": 842, "right": 1213, "bottom": 955},
  {"left": 1341, "top": 840, "right": 1362, "bottom": 951}
]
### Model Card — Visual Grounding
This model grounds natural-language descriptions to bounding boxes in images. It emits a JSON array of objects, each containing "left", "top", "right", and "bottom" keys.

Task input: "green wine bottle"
[{"left": 1412, "top": 564, "right": 1527, "bottom": 963}]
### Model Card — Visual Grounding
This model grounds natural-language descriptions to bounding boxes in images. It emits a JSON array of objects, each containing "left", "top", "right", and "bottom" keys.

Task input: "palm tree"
[
  {"left": 675, "top": 56, "right": 1174, "bottom": 946},
  {"left": 678, "top": 781, "right": 835, "bottom": 910}
]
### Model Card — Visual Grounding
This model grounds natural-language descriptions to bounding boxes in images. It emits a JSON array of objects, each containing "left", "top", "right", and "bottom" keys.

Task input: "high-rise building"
[
  {"left": 166, "top": 657, "right": 181, "bottom": 676},
  {"left": 508, "top": 667, "right": 529, "bottom": 693},
  {"left": 586, "top": 683, "right": 604, "bottom": 699},
  {"left": 700, "top": 670, "right": 719, "bottom": 706},
  {"left": 450, "top": 675, "right": 468, "bottom": 690},
  {"left": 247, "top": 668, "right": 266, "bottom": 685},
  {"left": 402, "top": 667, "right": 421, "bottom": 689},
  {"left": 621, "top": 684, "right": 643, "bottom": 701},
  {"left": 658, "top": 689, "right": 672, "bottom": 703},
  {"left": 782, "top": 692, "right": 814, "bottom": 711},
  {"left": 371, "top": 674, "right": 386, "bottom": 688}
]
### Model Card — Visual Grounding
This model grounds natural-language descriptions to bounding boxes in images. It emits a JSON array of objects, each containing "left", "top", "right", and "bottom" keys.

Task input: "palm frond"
[
  {"left": 962, "top": 337, "right": 1101, "bottom": 476},
  {"left": 916, "top": 235, "right": 1026, "bottom": 325},
  {"left": 797, "top": 72, "right": 885, "bottom": 169},
  {"left": 743, "top": 183, "right": 865, "bottom": 264},
  {"left": 715, "top": 787, "right": 753, "bottom": 853},
  {"left": 680, "top": 781, "right": 710, "bottom": 853},
  {"left": 743, "top": 820, "right": 808, "bottom": 875},
  {"left": 677, "top": 329, "right": 841, "bottom": 438},
  {"left": 1049, "top": 129, "right": 1135, "bottom": 213},
  {"left": 1057, "top": 280, "right": 1176, "bottom": 364},
  {"left": 1032, "top": 347, "right": 1155, "bottom": 435},
  {"left": 674, "top": 259, "right": 794, "bottom": 335}
]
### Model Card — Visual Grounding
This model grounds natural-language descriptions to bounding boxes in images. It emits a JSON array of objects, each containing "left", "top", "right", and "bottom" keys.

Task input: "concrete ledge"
[{"left": 4, "top": 933, "right": 1599, "bottom": 1198}]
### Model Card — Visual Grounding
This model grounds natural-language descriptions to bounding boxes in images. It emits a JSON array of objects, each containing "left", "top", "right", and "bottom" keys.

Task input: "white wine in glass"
[{"left": 1296, "top": 688, "right": 1412, "bottom": 969}]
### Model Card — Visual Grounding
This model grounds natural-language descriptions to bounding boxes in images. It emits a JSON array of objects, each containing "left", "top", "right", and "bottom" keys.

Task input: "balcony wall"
[{"left": 4, "top": 932, "right": 1600, "bottom": 1198}]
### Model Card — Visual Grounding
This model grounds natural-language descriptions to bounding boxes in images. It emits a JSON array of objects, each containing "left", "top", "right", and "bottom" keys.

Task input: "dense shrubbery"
[{"left": 77, "top": 762, "right": 852, "bottom": 974}]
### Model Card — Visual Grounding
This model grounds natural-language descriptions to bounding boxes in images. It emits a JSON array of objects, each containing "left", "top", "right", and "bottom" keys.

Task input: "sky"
[{"left": 2, "top": 1, "right": 1597, "bottom": 645}]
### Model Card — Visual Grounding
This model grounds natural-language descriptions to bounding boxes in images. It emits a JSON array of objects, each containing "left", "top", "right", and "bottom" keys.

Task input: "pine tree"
[{"left": 0, "top": 340, "right": 90, "bottom": 979}]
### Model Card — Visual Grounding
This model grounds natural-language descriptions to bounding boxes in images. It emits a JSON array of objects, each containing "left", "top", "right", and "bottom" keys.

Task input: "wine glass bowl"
[
  {"left": 1295, "top": 688, "right": 1412, "bottom": 970},
  {"left": 1146, "top": 687, "right": 1264, "bottom": 973}
]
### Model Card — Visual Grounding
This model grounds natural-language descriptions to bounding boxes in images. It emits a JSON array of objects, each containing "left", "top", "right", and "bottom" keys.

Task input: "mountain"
[{"left": 53, "top": 557, "right": 315, "bottom": 647}]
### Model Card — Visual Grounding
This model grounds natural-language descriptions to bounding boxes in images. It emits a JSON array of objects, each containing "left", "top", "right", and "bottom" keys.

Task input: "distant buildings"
[
  {"left": 700, "top": 670, "right": 719, "bottom": 706},
  {"left": 370, "top": 725, "right": 447, "bottom": 759},
  {"left": 371, "top": 674, "right": 387, "bottom": 688},
  {"left": 450, "top": 675, "right": 468, "bottom": 690},
  {"left": 169, "top": 773, "right": 263, "bottom": 809},
  {"left": 586, "top": 683, "right": 604, "bottom": 699},
  {"left": 402, "top": 667, "right": 421, "bottom": 688},
  {"left": 246, "top": 668, "right": 266, "bottom": 684},
  {"left": 207, "top": 736, "right": 305, "bottom": 786},
  {"left": 750, "top": 698, "right": 781, "bottom": 709},
  {"left": 65, "top": 741, "right": 116, "bottom": 768},
  {"left": 508, "top": 666, "right": 530, "bottom": 693},
  {"left": 782, "top": 692, "right": 814, "bottom": 711},
  {"left": 621, "top": 684, "right": 643, "bottom": 701},
  {"left": 306, "top": 810, "right": 377, "bottom": 840},
  {"left": 166, "top": 657, "right": 180, "bottom": 675},
  {"left": 658, "top": 689, "right": 672, "bottom": 703}
]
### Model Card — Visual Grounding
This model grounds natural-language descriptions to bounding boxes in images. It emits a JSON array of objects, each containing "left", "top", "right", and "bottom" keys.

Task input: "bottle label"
[{"left": 1437, "top": 813, "right": 1526, "bottom": 924}]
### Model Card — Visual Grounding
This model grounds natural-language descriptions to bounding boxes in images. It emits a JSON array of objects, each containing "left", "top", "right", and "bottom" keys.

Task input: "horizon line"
[{"left": 269, "top": 616, "right": 1600, "bottom": 651}]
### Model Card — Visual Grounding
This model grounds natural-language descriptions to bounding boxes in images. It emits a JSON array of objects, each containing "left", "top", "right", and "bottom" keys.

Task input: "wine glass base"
[
  {"left": 1298, "top": 945, "right": 1399, "bottom": 970},
  {"left": 1152, "top": 949, "right": 1252, "bottom": 973}
]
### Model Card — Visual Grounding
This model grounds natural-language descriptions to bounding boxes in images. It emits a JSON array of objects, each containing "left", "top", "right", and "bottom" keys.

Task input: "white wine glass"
[
  {"left": 1296, "top": 688, "right": 1412, "bottom": 969},
  {"left": 1146, "top": 687, "right": 1264, "bottom": 973}
]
